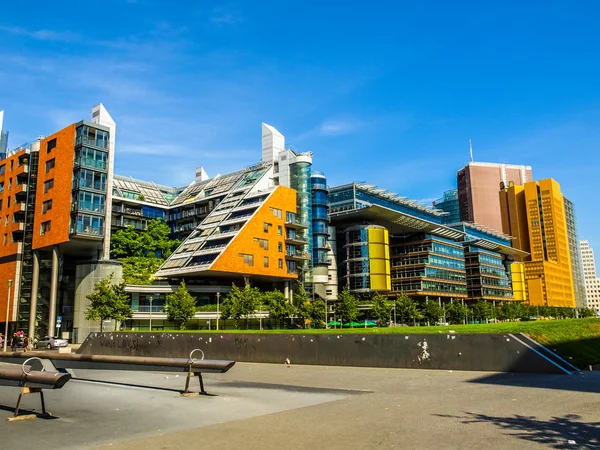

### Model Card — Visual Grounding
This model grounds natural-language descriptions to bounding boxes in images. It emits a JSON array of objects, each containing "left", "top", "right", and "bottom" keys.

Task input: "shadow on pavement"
[
  {"left": 0, "top": 404, "right": 60, "bottom": 419},
  {"left": 436, "top": 412, "right": 600, "bottom": 449},
  {"left": 71, "top": 378, "right": 186, "bottom": 394},
  {"left": 468, "top": 372, "right": 600, "bottom": 394}
]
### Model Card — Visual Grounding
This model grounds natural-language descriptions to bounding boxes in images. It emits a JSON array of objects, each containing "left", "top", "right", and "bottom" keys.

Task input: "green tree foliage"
[
  {"left": 472, "top": 299, "right": 493, "bottom": 322},
  {"left": 220, "top": 284, "right": 262, "bottom": 329},
  {"left": 308, "top": 298, "right": 327, "bottom": 328},
  {"left": 164, "top": 281, "right": 197, "bottom": 330},
  {"left": 395, "top": 293, "right": 419, "bottom": 325},
  {"left": 578, "top": 308, "right": 596, "bottom": 318},
  {"left": 110, "top": 226, "right": 144, "bottom": 258},
  {"left": 110, "top": 219, "right": 180, "bottom": 259},
  {"left": 85, "top": 274, "right": 133, "bottom": 332},
  {"left": 121, "top": 256, "right": 163, "bottom": 285},
  {"left": 421, "top": 299, "right": 444, "bottom": 325},
  {"left": 292, "top": 285, "right": 310, "bottom": 327},
  {"left": 446, "top": 301, "right": 469, "bottom": 325},
  {"left": 334, "top": 288, "right": 359, "bottom": 325},
  {"left": 141, "top": 218, "right": 180, "bottom": 258},
  {"left": 264, "top": 290, "right": 295, "bottom": 327},
  {"left": 370, "top": 294, "right": 394, "bottom": 326}
]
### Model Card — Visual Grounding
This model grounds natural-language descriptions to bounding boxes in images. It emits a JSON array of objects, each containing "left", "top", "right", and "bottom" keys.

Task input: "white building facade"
[{"left": 580, "top": 240, "right": 600, "bottom": 312}]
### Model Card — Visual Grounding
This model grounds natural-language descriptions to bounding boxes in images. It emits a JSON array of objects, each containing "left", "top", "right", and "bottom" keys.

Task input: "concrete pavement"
[{"left": 0, "top": 362, "right": 598, "bottom": 449}]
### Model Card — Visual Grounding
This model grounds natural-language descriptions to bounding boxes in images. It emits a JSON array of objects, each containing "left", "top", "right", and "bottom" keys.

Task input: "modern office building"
[
  {"left": 580, "top": 240, "right": 600, "bottom": 312},
  {"left": 0, "top": 111, "right": 8, "bottom": 160},
  {"left": 499, "top": 178, "right": 575, "bottom": 307},
  {"left": 329, "top": 183, "right": 525, "bottom": 304},
  {"left": 0, "top": 104, "right": 120, "bottom": 341},
  {"left": 432, "top": 189, "right": 460, "bottom": 224},
  {"left": 564, "top": 198, "right": 586, "bottom": 308},
  {"left": 458, "top": 162, "right": 532, "bottom": 234}
]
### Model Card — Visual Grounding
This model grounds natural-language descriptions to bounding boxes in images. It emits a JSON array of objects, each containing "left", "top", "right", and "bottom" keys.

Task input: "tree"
[
  {"left": 292, "top": 285, "right": 311, "bottom": 328},
  {"left": 308, "top": 298, "right": 327, "bottom": 328},
  {"left": 578, "top": 308, "right": 596, "bottom": 318},
  {"left": 85, "top": 274, "right": 133, "bottom": 332},
  {"left": 264, "top": 290, "right": 295, "bottom": 328},
  {"left": 370, "top": 294, "right": 393, "bottom": 326},
  {"left": 141, "top": 218, "right": 180, "bottom": 258},
  {"left": 334, "top": 288, "right": 359, "bottom": 326},
  {"left": 110, "top": 226, "right": 144, "bottom": 258},
  {"left": 396, "top": 293, "right": 419, "bottom": 325},
  {"left": 220, "top": 284, "right": 262, "bottom": 329},
  {"left": 164, "top": 281, "right": 197, "bottom": 330},
  {"left": 471, "top": 299, "right": 493, "bottom": 322},
  {"left": 121, "top": 256, "right": 163, "bottom": 285},
  {"left": 110, "top": 218, "right": 180, "bottom": 260},
  {"left": 421, "top": 299, "right": 444, "bottom": 325},
  {"left": 446, "top": 301, "right": 469, "bottom": 325}
]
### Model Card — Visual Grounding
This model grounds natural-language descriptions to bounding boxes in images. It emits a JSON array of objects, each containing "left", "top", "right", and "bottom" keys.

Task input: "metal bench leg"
[
  {"left": 197, "top": 373, "right": 207, "bottom": 395},
  {"left": 39, "top": 390, "right": 46, "bottom": 415},
  {"left": 14, "top": 392, "right": 24, "bottom": 417}
]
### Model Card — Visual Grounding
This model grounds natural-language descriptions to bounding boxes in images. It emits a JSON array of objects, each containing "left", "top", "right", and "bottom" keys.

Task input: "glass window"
[
  {"left": 278, "top": 258, "right": 283, "bottom": 269},
  {"left": 40, "top": 220, "right": 51, "bottom": 235},
  {"left": 44, "top": 179, "right": 54, "bottom": 193},
  {"left": 45, "top": 158, "right": 55, "bottom": 173},
  {"left": 278, "top": 225, "right": 282, "bottom": 236},
  {"left": 240, "top": 253, "right": 253, "bottom": 266},
  {"left": 278, "top": 242, "right": 283, "bottom": 252},
  {"left": 46, "top": 138, "right": 56, "bottom": 153},
  {"left": 75, "top": 214, "right": 104, "bottom": 235},
  {"left": 42, "top": 200, "right": 52, "bottom": 214},
  {"left": 264, "top": 222, "right": 271, "bottom": 233},
  {"left": 76, "top": 191, "right": 106, "bottom": 213},
  {"left": 264, "top": 256, "right": 269, "bottom": 268}
]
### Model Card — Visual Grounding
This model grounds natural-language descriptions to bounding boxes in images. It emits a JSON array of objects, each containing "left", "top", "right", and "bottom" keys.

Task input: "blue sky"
[{"left": 1, "top": 1, "right": 599, "bottom": 253}]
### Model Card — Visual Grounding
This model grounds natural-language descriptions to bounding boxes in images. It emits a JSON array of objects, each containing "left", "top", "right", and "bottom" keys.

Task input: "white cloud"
[{"left": 0, "top": 25, "right": 78, "bottom": 42}]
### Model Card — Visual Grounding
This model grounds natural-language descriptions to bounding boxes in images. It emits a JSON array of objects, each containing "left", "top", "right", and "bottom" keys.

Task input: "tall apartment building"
[
  {"left": 580, "top": 240, "right": 600, "bottom": 312},
  {"left": 329, "top": 183, "right": 525, "bottom": 304},
  {"left": 564, "top": 198, "right": 586, "bottom": 308},
  {"left": 499, "top": 179, "right": 575, "bottom": 307},
  {"left": 0, "top": 111, "right": 8, "bottom": 160},
  {"left": 432, "top": 189, "right": 460, "bottom": 224},
  {"left": 458, "top": 162, "right": 532, "bottom": 234},
  {"left": 0, "top": 105, "right": 119, "bottom": 341}
]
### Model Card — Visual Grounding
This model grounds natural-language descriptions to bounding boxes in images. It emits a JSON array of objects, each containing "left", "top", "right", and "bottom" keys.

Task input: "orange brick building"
[{"left": 0, "top": 105, "right": 116, "bottom": 341}]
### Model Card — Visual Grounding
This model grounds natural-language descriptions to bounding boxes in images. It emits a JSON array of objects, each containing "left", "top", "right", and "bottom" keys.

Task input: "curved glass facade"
[{"left": 311, "top": 172, "right": 329, "bottom": 267}]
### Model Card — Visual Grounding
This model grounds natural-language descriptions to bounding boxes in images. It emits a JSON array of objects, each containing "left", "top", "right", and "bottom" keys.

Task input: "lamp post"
[
  {"left": 325, "top": 300, "right": 328, "bottom": 329},
  {"left": 148, "top": 295, "right": 153, "bottom": 331},
  {"left": 393, "top": 298, "right": 397, "bottom": 327},
  {"left": 3, "top": 280, "right": 12, "bottom": 352},
  {"left": 216, "top": 292, "right": 220, "bottom": 331}
]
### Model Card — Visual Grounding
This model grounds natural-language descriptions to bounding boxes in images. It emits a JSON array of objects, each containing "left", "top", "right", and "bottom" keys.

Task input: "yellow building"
[{"left": 499, "top": 178, "right": 575, "bottom": 307}]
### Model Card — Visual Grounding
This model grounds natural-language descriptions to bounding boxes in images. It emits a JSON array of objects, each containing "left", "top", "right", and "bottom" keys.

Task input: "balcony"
[
  {"left": 285, "top": 217, "right": 309, "bottom": 229},
  {"left": 134, "top": 305, "right": 165, "bottom": 313},
  {"left": 285, "top": 235, "right": 308, "bottom": 246},
  {"left": 14, "top": 183, "right": 28, "bottom": 195},
  {"left": 14, "top": 202, "right": 26, "bottom": 212},
  {"left": 285, "top": 251, "right": 311, "bottom": 261}
]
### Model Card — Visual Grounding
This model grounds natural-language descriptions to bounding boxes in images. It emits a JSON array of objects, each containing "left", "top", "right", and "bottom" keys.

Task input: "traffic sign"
[
  {"left": 57, "top": 316, "right": 63, "bottom": 322},
  {"left": 56, "top": 323, "right": 61, "bottom": 328}
]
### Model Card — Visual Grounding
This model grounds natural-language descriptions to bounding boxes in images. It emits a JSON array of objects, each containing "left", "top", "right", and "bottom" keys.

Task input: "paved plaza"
[{"left": 0, "top": 362, "right": 599, "bottom": 449}]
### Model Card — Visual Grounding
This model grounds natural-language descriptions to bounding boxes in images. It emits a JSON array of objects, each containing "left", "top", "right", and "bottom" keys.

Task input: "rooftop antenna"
[{"left": 469, "top": 139, "right": 474, "bottom": 162}]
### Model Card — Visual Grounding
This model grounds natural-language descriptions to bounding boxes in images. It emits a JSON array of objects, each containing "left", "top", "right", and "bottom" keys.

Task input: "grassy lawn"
[{"left": 133, "top": 318, "right": 600, "bottom": 367}]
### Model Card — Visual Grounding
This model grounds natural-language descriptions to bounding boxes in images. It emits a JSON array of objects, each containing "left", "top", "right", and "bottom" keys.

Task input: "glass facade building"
[
  {"left": 71, "top": 123, "right": 109, "bottom": 239},
  {"left": 433, "top": 189, "right": 460, "bottom": 224},
  {"left": 311, "top": 172, "right": 329, "bottom": 266}
]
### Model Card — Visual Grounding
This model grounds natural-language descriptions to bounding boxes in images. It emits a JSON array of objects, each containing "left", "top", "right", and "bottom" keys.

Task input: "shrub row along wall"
[{"left": 78, "top": 332, "right": 568, "bottom": 374}]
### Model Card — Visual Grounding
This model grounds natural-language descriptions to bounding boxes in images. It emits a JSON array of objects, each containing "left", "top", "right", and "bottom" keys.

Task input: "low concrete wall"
[{"left": 78, "top": 332, "right": 567, "bottom": 374}]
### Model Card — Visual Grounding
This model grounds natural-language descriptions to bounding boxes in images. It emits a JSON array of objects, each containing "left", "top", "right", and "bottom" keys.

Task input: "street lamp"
[
  {"left": 216, "top": 292, "right": 220, "bottom": 331},
  {"left": 325, "top": 300, "right": 328, "bottom": 329},
  {"left": 3, "top": 280, "right": 12, "bottom": 352},
  {"left": 148, "top": 295, "right": 153, "bottom": 331}
]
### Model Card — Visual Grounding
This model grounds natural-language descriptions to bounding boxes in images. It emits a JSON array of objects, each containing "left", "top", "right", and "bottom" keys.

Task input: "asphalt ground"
[{"left": 0, "top": 362, "right": 599, "bottom": 449}]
